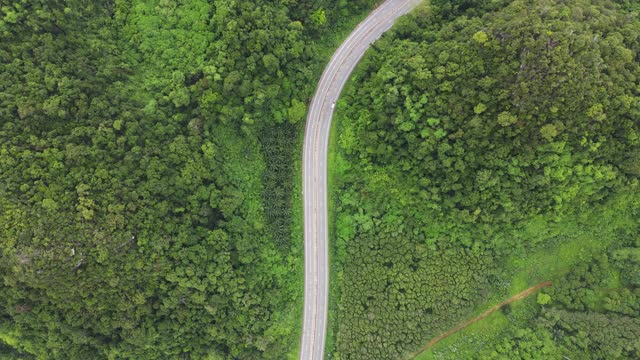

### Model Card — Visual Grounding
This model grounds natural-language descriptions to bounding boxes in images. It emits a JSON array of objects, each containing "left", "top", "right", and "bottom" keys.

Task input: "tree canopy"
[
  {"left": 0, "top": 0, "right": 379, "bottom": 358},
  {"left": 331, "top": 0, "right": 640, "bottom": 358}
]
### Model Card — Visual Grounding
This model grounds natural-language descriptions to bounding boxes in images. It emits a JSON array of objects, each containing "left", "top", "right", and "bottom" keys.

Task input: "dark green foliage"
[
  {"left": 260, "top": 124, "right": 298, "bottom": 248},
  {"left": 337, "top": 240, "right": 492, "bottom": 359},
  {"left": 429, "top": 0, "right": 510, "bottom": 20},
  {"left": 0, "top": 0, "right": 377, "bottom": 358},
  {"left": 540, "top": 309, "right": 640, "bottom": 359},
  {"left": 0, "top": 1, "right": 292, "bottom": 357},
  {"left": 332, "top": 0, "right": 640, "bottom": 358}
]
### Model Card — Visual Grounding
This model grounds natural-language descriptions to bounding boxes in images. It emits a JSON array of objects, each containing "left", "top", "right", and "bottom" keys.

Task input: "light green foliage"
[
  {"left": 536, "top": 293, "right": 551, "bottom": 305},
  {"left": 497, "top": 111, "right": 517, "bottom": 127},
  {"left": 586, "top": 103, "right": 607, "bottom": 122},
  {"left": 310, "top": 8, "right": 327, "bottom": 27},
  {"left": 287, "top": 99, "right": 307, "bottom": 124},
  {"left": 426, "top": 193, "right": 640, "bottom": 359},
  {"left": 473, "top": 103, "right": 487, "bottom": 114},
  {"left": 472, "top": 30, "right": 489, "bottom": 43},
  {"left": 540, "top": 124, "right": 559, "bottom": 141}
]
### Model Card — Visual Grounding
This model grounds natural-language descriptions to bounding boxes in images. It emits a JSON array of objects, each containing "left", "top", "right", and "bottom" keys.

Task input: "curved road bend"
[{"left": 300, "top": 0, "right": 423, "bottom": 359}]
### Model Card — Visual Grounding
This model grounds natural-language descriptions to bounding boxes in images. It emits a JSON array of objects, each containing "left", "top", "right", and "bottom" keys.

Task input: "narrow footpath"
[{"left": 411, "top": 281, "right": 553, "bottom": 358}]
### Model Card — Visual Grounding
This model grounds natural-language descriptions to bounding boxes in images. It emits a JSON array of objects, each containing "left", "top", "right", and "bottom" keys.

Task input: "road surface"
[{"left": 300, "top": 1, "right": 423, "bottom": 359}]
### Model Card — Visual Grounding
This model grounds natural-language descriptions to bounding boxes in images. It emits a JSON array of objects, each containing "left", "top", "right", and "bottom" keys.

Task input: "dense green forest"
[
  {"left": 331, "top": 0, "right": 640, "bottom": 358},
  {"left": 2, "top": 0, "right": 640, "bottom": 358},
  {"left": 0, "top": 0, "right": 379, "bottom": 358}
]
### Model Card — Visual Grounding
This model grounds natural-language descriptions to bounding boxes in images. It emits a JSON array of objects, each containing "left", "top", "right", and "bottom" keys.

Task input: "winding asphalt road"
[{"left": 300, "top": 1, "right": 423, "bottom": 359}]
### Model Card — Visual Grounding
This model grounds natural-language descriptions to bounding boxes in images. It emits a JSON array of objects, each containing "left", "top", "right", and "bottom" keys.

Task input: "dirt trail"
[{"left": 410, "top": 281, "right": 553, "bottom": 358}]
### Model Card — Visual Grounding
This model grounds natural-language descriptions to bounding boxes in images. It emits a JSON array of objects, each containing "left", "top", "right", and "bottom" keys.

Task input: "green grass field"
[{"left": 415, "top": 190, "right": 639, "bottom": 359}]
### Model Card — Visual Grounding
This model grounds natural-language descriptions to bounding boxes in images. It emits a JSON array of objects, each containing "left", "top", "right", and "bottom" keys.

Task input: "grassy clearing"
[
  {"left": 416, "top": 190, "right": 639, "bottom": 359},
  {"left": 414, "top": 309, "right": 509, "bottom": 360},
  {"left": 413, "top": 281, "right": 551, "bottom": 359}
]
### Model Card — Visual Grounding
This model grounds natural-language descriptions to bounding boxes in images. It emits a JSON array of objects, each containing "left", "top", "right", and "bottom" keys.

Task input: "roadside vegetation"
[
  {"left": 0, "top": 0, "right": 380, "bottom": 358},
  {"left": 331, "top": 0, "right": 640, "bottom": 358}
]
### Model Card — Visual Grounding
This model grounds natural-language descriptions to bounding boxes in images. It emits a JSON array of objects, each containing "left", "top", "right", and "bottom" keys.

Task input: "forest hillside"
[
  {"left": 330, "top": 0, "right": 640, "bottom": 358},
  {"left": 0, "top": 0, "right": 378, "bottom": 358}
]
